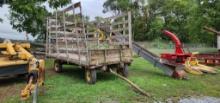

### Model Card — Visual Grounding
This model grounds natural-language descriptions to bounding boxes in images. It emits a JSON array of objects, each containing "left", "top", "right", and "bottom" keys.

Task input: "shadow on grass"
[
  {"left": 55, "top": 65, "right": 116, "bottom": 82},
  {"left": 130, "top": 67, "right": 169, "bottom": 79},
  {"left": 144, "top": 69, "right": 169, "bottom": 77}
]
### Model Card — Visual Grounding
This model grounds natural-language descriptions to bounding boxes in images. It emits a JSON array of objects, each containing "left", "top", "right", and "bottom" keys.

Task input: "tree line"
[{"left": 103, "top": 0, "right": 220, "bottom": 45}]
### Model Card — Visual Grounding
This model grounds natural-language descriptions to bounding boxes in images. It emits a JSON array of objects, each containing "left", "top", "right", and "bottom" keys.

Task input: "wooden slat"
[
  {"left": 112, "top": 20, "right": 128, "bottom": 26},
  {"left": 49, "top": 36, "right": 98, "bottom": 41},
  {"left": 63, "top": 2, "right": 81, "bottom": 12},
  {"left": 111, "top": 27, "right": 128, "bottom": 32},
  {"left": 49, "top": 35, "right": 85, "bottom": 38},
  {"left": 128, "top": 11, "right": 132, "bottom": 48},
  {"left": 47, "top": 53, "right": 87, "bottom": 65},
  {"left": 50, "top": 31, "right": 74, "bottom": 35},
  {"left": 47, "top": 25, "right": 61, "bottom": 29},
  {"left": 64, "top": 21, "right": 74, "bottom": 25},
  {"left": 204, "top": 26, "right": 220, "bottom": 35},
  {"left": 46, "top": 10, "right": 133, "bottom": 67}
]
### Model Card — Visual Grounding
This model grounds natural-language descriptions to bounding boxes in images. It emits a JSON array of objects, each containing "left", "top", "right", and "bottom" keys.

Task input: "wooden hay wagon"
[{"left": 46, "top": 2, "right": 132, "bottom": 84}]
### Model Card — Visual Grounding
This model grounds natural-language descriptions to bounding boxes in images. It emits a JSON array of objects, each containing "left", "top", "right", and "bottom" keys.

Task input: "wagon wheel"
[
  {"left": 54, "top": 60, "right": 62, "bottom": 73},
  {"left": 85, "top": 69, "right": 96, "bottom": 84},
  {"left": 117, "top": 64, "right": 129, "bottom": 77}
]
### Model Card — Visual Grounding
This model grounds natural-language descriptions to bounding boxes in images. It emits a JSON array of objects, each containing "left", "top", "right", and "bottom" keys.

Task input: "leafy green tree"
[
  {"left": 103, "top": 0, "right": 140, "bottom": 14},
  {"left": 48, "top": 0, "right": 71, "bottom": 9},
  {"left": 8, "top": 0, "right": 48, "bottom": 37},
  {"left": 103, "top": 0, "right": 145, "bottom": 40},
  {"left": 1, "top": 0, "right": 71, "bottom": 40},
  {"left": 161, "top": 0, "right": 196, "bottom": 42},
  {"left": 103, "top": 0, "right": 220, "bottom": 45},
  {"left": 196, "top": 0, "right": 220, "bottom": 45}
]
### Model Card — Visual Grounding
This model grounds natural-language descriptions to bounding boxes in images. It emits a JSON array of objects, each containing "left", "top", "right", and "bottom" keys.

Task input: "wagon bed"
[
  {"left": 46, "top": 2, "right": 132, "bottom": 84},
  {"left": 47, "top": 48, "right": 132, "bottom": 68}
]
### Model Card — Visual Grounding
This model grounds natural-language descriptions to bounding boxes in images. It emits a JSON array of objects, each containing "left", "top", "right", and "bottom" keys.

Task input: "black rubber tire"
[
  {"left": 85, "top": 69, "right": 97, "bottom": 84},
  {"left": 117, "top": 64, "right": 129, "bottom": 78},
  {"left": 54, "top": 60, "right": 62, "bottom": 73},
  {"left": 117, "top": 64, "right": 129, "bottom": 77},
  {"left": 122, "top": 64, "right": 129, "bottom": 77}
]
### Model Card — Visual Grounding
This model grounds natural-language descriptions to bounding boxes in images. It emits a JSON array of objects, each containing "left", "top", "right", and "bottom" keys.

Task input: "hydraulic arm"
[{"left": 0, "top": 40, "right": 45, "bottom": 102}]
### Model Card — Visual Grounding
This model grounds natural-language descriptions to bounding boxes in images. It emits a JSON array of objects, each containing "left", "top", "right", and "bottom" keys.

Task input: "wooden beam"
[
  {"left": 128, "top": 11, "right": 132, "bottom": 49},
  {"left": 203, "top": 26, "right": 220, "bottom": 35},
  {"left": 63, "top": 2, "right": 81, "bottom": 12}
]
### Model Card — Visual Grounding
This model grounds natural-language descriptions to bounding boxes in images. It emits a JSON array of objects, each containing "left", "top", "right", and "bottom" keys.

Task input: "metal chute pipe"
[{"left": 162, "top": 30, "right": 184, "bottom": 54}]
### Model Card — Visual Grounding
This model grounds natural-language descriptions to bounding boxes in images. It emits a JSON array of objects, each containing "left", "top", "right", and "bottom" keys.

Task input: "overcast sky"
[{"left": 0, "top": 0, "right": 111, "bottom": 40}]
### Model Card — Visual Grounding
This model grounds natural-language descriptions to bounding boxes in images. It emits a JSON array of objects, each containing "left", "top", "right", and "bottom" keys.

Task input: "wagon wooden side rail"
[{"left": 46, "top": 2, "right": 132, "bottom": 84}]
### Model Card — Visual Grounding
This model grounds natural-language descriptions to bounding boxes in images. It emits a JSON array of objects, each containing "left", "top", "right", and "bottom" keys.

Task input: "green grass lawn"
[{"left": 3, "top": 56, "right": 220, "bottom": 103}]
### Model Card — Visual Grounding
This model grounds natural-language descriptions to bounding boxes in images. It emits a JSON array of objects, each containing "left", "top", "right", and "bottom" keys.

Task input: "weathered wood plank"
[
  {"left": 111, "top": 27, "right": 128, "bottom": 32},
  {"left": 111, "top": 20, "right": 128, "bottom": 26},
  {"left": 46, "top": 10, "right": 133, "bottom": 67}
]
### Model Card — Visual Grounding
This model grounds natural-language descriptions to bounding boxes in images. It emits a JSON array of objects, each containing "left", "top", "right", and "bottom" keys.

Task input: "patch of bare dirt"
[
  {"left": 0, "top": 76, "right": 26, "bottom": 102},
  {"left": 0, "top": 68, "right": 57, "bottom": 102}
]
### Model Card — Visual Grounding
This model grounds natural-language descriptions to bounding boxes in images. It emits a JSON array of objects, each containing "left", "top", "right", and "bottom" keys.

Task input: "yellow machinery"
[
  {"left": 95, "top": 28, "right": 106, "bottom": 41},
  {"left": 184, "top": 53, "right": 218, "bottom": 75},
  {"left": 0, "top": 40, "right": 45, "bottom": 102}
]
